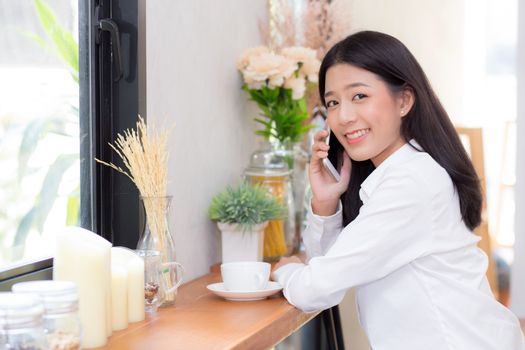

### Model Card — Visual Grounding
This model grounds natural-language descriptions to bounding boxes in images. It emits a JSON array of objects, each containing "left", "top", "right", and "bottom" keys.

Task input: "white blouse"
[{"left": 273, "top": 141, "right": 524, "bottom": 350}]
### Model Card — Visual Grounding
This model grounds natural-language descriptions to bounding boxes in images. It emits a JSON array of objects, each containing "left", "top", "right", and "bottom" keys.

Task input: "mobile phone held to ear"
[{"left": 322, "top": 128, "right": 341, "bottom": 182}]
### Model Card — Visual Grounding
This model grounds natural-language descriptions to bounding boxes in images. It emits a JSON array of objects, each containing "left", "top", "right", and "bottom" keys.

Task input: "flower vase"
[
  {"left": 270, "top": 140, "right": 308, "bottom": 254},
  {"left": 245, "top": 140, "right": 306, "bottom": 260},
  {"left": 137, "top": 196, "right": 181, "bottom": 307}
]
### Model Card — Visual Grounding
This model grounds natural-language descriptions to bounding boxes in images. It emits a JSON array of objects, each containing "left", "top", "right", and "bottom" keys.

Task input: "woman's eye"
[
  {"left": 352, "top": 93, "right": 367, "bottom": 101},
  {"left": 326, "top": 100, "right": 339, "bottom": 108}
]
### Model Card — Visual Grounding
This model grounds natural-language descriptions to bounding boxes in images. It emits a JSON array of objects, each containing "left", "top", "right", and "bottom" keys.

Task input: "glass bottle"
[
  {"left": 245, "top": 145, "right": 296, "bottom": 261},
  {"left": 137, "top": 195, "right": 183, "bottom": 307},
  {"left": 0, "top": 292, "right": 47, "bottom": 350},
  {"left": 12, "top": 281, "right": 81, "bottom": 350}
]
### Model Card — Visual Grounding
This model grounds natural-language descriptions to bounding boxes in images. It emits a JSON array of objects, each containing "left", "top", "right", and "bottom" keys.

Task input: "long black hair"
[{"left": 319, "top": 31, "right": 482, "bottom": 231}]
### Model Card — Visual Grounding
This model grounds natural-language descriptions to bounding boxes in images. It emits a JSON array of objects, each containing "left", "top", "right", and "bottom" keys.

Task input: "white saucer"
[{"left": 207, "top": 281, "right": 283, "bottom": 301}]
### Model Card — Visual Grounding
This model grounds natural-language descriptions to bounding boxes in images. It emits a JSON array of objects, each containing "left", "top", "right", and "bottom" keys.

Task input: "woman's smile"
[{"left": 344, "top": 128, "right": 370, "bottom": 144}]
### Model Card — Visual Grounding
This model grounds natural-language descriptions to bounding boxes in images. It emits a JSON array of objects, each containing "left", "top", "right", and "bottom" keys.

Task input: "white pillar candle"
[
  {"left": 111, "top": 247, "right": 145, "bottom": 323},
  {"left": 110, "top": 265, "right": 128, "bottom": 331},
  {"left": 53, "top": 227, "right": 111, "bottom": 349},
  {"left": 106, "top": 263, "right": 112, "bottom": 338}
]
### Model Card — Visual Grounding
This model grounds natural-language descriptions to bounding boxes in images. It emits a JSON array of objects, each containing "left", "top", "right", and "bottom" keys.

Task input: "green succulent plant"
[{"left": 208, "top": 182, "right": 286, "bottom": 230}]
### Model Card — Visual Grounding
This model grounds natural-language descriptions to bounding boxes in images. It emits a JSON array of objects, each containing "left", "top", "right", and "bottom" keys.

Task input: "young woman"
[{"left": 272, "top": 31, "right": 524, "bottom": 349}]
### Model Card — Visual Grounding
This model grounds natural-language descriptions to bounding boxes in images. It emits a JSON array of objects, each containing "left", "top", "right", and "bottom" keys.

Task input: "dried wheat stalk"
[
  {"left": 95, "top": 116, "right": 171, "bottom": 256},
  {"left": 95, "top": 116, "right": 169, "bottom": 243},
  {"left": 95, "top": 115, "right": 176, "bottom": 302}
]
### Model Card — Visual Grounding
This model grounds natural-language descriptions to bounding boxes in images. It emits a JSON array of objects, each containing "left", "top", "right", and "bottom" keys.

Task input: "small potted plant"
[{"left": 208, "top": 182, "right": 286, "bottom": 263}]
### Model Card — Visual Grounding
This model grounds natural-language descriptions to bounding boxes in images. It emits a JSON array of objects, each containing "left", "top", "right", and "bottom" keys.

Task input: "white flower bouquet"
[{"left": 237, "top": 46, "right": 320, "bottom": 144}]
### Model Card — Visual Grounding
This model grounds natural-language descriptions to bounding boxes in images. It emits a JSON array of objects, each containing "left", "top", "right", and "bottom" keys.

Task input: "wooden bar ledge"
[{"left": 95, "top": 271, "right": 318, "bottom": 350}]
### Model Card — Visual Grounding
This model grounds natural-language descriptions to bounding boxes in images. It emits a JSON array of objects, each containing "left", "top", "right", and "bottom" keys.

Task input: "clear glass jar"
[
  {"left": 12, "top": 281, "right": 81, "bottom": 350},
  {"left": 138, "top": 196, "right": 183, "bottom": 307},
  {"left": 245, "top": 146, "right": 296, "bottom": 261},
  {"left": 0, "top": 292, "right": 47, "bottom": 350}
]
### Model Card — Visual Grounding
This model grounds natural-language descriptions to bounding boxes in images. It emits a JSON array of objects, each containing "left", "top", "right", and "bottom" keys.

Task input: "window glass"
[{"left": 0, "top": 0, "right": 79, "bottom": 267}]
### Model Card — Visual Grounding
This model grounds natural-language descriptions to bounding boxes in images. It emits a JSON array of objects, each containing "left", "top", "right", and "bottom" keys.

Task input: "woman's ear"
[{"left": 399, "top": 86, "right": 415, "bottom": 118}]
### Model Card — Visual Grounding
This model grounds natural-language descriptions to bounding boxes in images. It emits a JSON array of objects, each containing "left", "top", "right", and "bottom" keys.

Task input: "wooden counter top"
[{"left": 96, "top": 272, "right": 318, "bottom": 350}]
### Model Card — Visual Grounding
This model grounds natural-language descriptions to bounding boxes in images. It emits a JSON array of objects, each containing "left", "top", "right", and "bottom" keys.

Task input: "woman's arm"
[
  {"left": 270, "top": 201, "right": 344, "bottom": 290},
  {"left": 302, "top": 201, "right": 343, "bottom": 260},
  {"left": 302, "top": 129, "right": 352, "bottom": 259},
  {"left": 273, "top": 170, "right": 434, "bottom": 312}
]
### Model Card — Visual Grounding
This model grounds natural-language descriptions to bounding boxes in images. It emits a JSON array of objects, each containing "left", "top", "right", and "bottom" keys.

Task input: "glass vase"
[
  {"left": 269, "top": 139, "right": 309, "bottom": 253},
  {"left": 137, "top": 196, "right": 182, "bottom": 307},
  {"left": 245, "top": 141, "right": 301, "bottom": 261}
]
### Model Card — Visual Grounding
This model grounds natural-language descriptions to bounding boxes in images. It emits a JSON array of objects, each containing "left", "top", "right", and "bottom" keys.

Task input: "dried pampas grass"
[
  {"left": 260, "top": 0, "right": 352, "bottom": 59},
  {"left": 260, "top": 0, "right": 297, "bottom": 51},
  {"left": 259, "top": 0, "right": 352, "bottom": 119},
  {"left": 303, "top": 0, "right": 352, "bottom": 59}
]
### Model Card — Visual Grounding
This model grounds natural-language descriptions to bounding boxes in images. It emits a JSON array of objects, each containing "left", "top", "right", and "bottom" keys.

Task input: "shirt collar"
[{"left": 359, "top": 139, "right": 423, "bottom": 202}]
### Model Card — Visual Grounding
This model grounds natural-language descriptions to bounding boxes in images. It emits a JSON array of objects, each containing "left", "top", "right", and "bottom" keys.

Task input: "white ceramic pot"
[{"left": 218, "top": 222, "right": 268, "bottom": 263}]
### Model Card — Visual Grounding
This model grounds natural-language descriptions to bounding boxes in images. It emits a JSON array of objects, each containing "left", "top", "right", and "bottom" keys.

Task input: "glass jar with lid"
[
  {"left": 245, "top": 146, "right": 297, "bottom": 261},
  {"left": 12, "top": 281, "right": 81, "bottom": 350},
  {"left": 0, "top": 292, "right": 47, "bottom": 350}
]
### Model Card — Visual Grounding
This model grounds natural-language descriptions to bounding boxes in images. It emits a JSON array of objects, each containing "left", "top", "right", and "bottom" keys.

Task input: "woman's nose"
[{"left": 337, "top": 102, "right": 357, "bottom": 124}]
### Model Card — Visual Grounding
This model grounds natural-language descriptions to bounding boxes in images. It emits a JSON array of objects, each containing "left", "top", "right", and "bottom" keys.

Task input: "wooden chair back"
[{"left": 455, "top": 127, "right": 498, "bottom": 297}]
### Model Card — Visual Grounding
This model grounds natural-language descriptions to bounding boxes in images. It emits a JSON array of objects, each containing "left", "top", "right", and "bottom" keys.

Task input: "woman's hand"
[
  {"left": 309, "top": 130, "right": 351, "bottom": 216},
  {"left": 271, "top": 256, "right": 304, "bottom": 281},
  {"left": 273, "top": 256, "right": 303, "bottom": 271}
]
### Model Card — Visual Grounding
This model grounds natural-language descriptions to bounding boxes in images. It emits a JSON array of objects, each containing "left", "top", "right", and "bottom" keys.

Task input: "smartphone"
[{"left": 322, "top": 128, "right": 341, "bottom": 182}]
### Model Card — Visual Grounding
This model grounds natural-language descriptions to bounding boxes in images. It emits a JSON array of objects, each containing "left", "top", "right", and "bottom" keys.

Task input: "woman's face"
[{"left": 324, "top": 63, "right": 409, "bottom": 167}]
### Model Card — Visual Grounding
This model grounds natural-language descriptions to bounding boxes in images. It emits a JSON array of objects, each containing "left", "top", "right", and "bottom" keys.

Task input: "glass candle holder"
[{"left": 136, "top": 249, "right": 183, "bottom": 314}]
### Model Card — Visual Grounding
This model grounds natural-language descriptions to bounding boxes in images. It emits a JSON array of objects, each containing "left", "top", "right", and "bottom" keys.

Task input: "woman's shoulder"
[
  {"left": 389, "top": 150, "right": 453, "bottom": 195},
  {"left": 362, "top": 143, "right": 453, "bottom": 202}
]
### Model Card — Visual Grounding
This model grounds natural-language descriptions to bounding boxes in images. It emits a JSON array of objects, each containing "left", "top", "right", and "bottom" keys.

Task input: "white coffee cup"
[{"left": 220, "top": 262, "right": 271, "bottom": 291}]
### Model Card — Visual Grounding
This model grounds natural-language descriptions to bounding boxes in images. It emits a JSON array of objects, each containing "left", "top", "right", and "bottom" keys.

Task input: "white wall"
[
  {"left": 145, "top": 0, "right": 266, "bottom": 280},
  {"left": 510, "top": 0, "right": 525, "bottom": 318},
  {"left": 350, "top": 0, "right": 464, "bottom": 123}
]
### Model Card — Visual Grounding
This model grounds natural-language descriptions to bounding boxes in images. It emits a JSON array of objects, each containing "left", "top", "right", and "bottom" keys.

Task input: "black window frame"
[
  {"left": 0, "top": 0, "right": 140, "bottom": 290},
  {"left": 81, "top": 0, "right": 140, "bottom": 248}
]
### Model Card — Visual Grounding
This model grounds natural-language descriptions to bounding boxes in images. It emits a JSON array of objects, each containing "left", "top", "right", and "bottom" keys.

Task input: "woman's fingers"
[
  {"left": 311, "top": 130, "right": 330, "bottom": 160},
  {"left": 309, "top": 129, "right": 352, "bottom": 204},
  {"left": 316, "top": 150, "right": 329, "bottom": 159},
  {"left": 313, "top": 129, "right": 329, "bottom": 143},
  {"left": 313, "top": 142, "right": 329, "bottom": 152}
]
